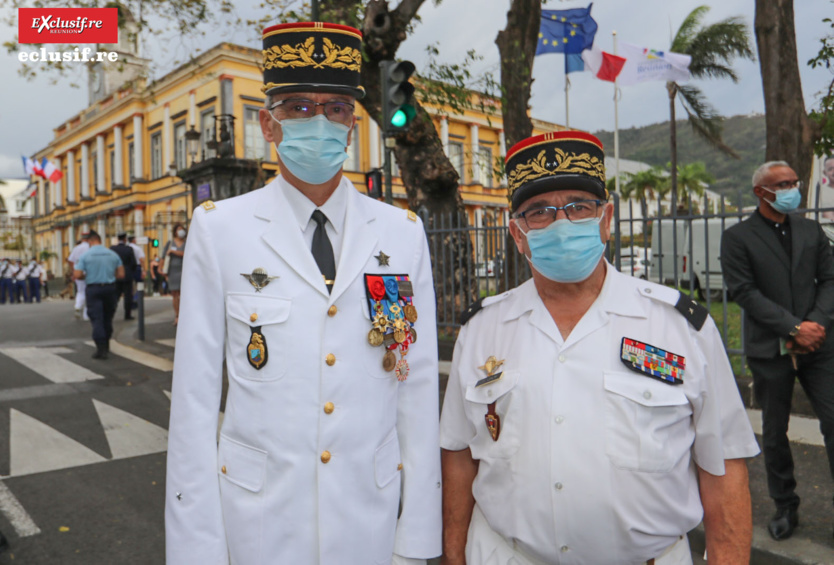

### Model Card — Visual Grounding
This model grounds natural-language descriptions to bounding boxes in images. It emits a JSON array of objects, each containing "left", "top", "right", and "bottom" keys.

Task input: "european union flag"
[{"left": 536, "top": 3, "right": 598, "bottom": 57}]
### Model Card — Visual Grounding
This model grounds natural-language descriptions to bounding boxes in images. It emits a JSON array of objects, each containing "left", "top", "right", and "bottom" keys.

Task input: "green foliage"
[
  {"left": 419, "top": 43, "right": 500, "bottom": 123},
  {"left": 39, "top": 249, "right": 57, "bottom": 261},
  {"left": 618, "top": 166, "right": 667, "bottom": 201},
  {"left": 675, "top": 161, "right": 713, "bottom": 201},
  {"left": 596, "top": 113, "right": 765, "bottom": 207},
  {"left": 808, "top": 14, "right": 834, "bottom": 156}
]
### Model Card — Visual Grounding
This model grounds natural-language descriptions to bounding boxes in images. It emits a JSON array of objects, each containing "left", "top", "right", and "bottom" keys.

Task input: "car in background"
[
  {"left": 619, "top": 256, "right": 650, "bottom": 280},
  {"left": 475, "top": 260, "right": 496, "bottom": 278}
]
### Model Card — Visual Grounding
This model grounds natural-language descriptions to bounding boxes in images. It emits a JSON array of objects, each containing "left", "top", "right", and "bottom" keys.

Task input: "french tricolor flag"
[
  {"left": 41, "top": 158, "right": 64, "bottom": 183},
  {"left": 31, "top": 158, "right": 45, "bottom": 179},
  {"left": 581, "top": 46, "right": 626, "bottom": 82}
]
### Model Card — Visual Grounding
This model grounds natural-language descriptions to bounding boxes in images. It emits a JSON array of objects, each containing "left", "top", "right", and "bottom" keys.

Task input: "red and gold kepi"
[
  {"left": 262, "top": 22, "right": 364, "bottom": 99},
  {"left": 505, "top": 131, "right": 607, "bottom": 211}
]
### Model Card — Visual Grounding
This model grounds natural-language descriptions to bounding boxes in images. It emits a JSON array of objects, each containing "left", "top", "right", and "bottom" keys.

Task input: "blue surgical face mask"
[
  {"left": 519, "top": 217, "right": 605, "bottom": 283},
  {"left": 271, "top": 113, "right": 351, "bottom": 185},
  {"left": 763, "top": 186, "right": 801, "bottom": 214}
]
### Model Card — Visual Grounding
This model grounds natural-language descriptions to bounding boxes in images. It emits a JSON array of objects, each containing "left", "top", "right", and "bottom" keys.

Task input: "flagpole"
[
  {"left": 613, "top": 30, "right": 620, "bottom": 197},
  {"left": 565, "top": 73, "right": 571, "bottom": 128}
]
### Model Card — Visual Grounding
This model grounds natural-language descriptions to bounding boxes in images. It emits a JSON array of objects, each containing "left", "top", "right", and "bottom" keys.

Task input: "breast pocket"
[
  {"left": 464, "top": 370, "right": 521, "bottom": 459},
  {"left": 603, "top": 370, "right": 692, "bottom": 473},
  {"left": 226, "top": 293, "right": 292, "bottom": 382}
]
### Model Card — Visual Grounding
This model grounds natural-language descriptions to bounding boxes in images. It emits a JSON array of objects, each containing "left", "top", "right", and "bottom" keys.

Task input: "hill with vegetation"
[{"left": 595, "top": 113, "right": 765, "bottom": 207}]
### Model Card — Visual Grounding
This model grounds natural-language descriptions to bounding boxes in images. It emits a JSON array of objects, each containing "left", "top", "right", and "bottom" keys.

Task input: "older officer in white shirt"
[
  {"left": 440, "top": 132, "right": 760, "bottom": 565},
  {"left": 68, "top": 232, "right": 90, "bottom": 319},
  {"left": 165, "top": 21, "right": 441, "bottom": 565}
]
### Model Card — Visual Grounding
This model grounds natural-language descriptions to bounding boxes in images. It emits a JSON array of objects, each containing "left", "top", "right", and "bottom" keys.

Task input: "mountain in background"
[{"left": 595, "top": 113, "right": 765, "bottom": 206}]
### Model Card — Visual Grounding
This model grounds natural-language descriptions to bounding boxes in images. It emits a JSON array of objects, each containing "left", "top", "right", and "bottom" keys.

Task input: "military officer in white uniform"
[
  {"left": 439, "top": 132, "right": 760, "bottom": 565},
  {"left": 165, "top": 21, "right": 441, "bottom": 565}
]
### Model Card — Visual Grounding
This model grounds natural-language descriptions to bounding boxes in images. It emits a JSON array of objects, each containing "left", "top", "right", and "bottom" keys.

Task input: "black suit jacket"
[
  {"left": 721, "top": 211, "right": 834, "bottom": 358},
  {"left": 110, "top": 243, "right": 137, "bottom": 281}
]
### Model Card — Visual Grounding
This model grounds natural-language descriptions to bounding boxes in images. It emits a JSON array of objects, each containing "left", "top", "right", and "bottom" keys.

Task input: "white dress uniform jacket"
[
  {"left": 166, "top": 176, "right": 442, "bottom": 565},
  {"left": 440, "top": 266, "right": 760, "bottom": 565}
]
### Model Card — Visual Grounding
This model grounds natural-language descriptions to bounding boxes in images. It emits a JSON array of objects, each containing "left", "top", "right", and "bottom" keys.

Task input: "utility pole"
[{"left": 311, "top": 0, "right": 319, "bottom": 21}]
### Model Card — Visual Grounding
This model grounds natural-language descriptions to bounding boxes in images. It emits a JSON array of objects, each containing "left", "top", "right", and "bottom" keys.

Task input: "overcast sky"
[{"left": 0, "top": 0, "right": 831, "bottom": 178}]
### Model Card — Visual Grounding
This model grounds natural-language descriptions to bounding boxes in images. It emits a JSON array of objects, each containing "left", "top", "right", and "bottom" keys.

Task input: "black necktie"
[{"left": 311, "top": 210, "right": 336, "bottom": 293}]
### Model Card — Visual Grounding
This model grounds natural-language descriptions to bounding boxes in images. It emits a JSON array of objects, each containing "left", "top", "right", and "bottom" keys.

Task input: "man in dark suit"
[
  {"left": 110, "top": 233, "right": 137, "bottom": 320},
  {"left": 721, "top": 160, "right": 834, "bottom": 541}
]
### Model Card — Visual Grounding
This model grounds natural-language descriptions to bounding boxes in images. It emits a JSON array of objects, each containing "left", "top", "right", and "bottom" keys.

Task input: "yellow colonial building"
[{"left": 31, "top": 41, "right": 563, "bottom": 277}]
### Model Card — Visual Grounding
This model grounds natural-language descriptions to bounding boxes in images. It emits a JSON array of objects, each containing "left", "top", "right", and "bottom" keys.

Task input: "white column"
[
  {"left": 68, "top": 225, "right": 75, "bottom": 249},
  {"left": 163, "top": 105, "right": 171, "bottom": 173},
  {"left": 96, "top": 134, "right": 105, "bottom": 192},
  {"left": 97, "top": 218, "right": 106, "bottom": 242},
  {"left": 470, "top": 124, "right": 480, "bottom": 184},
  {"left": 38, "top": 177, "right": 46, "bottom": 215},
  {"left": 441, "top": 118, "right": 449, "bottom": 155},
  {"left": 114, "top": 125, "right": 123, "bottom": 187},
  {"left": 189, "top": 91, "right": 196, "bottom": 126},
  {"left": 52, "top": 230, "right": 63, "bottom": 276},
  {"left": 369, "top": 119, "right": 381, "bottom": 169},
  {"left": 53, "top": 156, "right": 62, "bottom": 207},
  {"left": 133, "top": 114, "right": 144, "bottom": 179},
  {"left": 498, "top": 130, "right": 507, "bottom": 186},
  {"left": 114, "top": 215, "right": 124, "bottom": 235},
  {"left": 134, "top": 208, "right": 145, "bottom": 237},
  {"left": 66, "top": 150, "right": 75, "bottom": 201},
  {"left": 503, "top": 210, "right": 509, "bottom": 227},
  {"left": 80, "top": 143, "right": 90, "bottom": 198}
]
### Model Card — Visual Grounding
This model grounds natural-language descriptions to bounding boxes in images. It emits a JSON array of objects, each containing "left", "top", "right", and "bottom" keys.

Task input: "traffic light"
[
  {"left": 380, "top": 60, "right": 416, "bottom": 135},
  {"left": 152, "top": 238, "right": 159, "bottom": 248},
  {"left": 365, "top": 169, "right": 382, "bottom": 199}
]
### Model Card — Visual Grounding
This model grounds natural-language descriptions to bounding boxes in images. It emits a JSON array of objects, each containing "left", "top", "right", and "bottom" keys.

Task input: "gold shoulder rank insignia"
[
  {"left": 201, "top": 200, "right": 216, "bottom": 212},
  {"left": 407, "top": 210, "right": 417, "bottom": 222}
]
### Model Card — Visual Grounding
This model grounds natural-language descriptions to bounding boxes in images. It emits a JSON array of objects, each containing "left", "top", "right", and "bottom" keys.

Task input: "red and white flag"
[
  {"left": 581, "top": 47, "right": 626, "bottom": 82},
  {"left": 31, "top": 158, "right": 45, "bottom": 178},
  {"left": 41, "top": 158, "right": 63, "bottom": 182}
]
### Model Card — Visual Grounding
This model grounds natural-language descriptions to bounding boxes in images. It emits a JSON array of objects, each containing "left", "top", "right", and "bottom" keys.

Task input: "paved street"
[
  {"left": 0, "top": 295, "right": 831, "bottom": 564},
  {"left": 0, "top": 296, "right": 174, "bottom": 564}
]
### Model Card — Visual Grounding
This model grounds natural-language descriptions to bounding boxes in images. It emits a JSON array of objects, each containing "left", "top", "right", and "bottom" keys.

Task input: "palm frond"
[
  {"left": 676, "top": 84, "right": 740, "bottom": 158},
  {"left": 671, "top": 5, "right": 710, "bottom": 53},
  {"left": 686, "top": 17, "right": 754, "bottom": 80}
]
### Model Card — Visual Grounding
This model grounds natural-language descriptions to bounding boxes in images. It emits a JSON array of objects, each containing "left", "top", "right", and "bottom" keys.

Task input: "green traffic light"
[{"left": 391, "top": 109, "right": 407, "bottom": 128}]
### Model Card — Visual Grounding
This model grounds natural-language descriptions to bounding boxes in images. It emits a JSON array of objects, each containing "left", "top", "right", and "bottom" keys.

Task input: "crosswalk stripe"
[
  {"left": 155, "top": 338, "right": 176, "bottom": 348},
  {"left": 0, "top": 480, "right": 41, "bottom": 537},
  {"left": 93, "top": 400, "right": 168, "bottom": 459},
  {"left": 10, "top": 409, "right": 107, "bottom": 477},
  {"left": 85, "top": 340, "right": 173, "bottom": 372},
  {"left": 0, "top": 346, "right": 104, "bottom": 383}
]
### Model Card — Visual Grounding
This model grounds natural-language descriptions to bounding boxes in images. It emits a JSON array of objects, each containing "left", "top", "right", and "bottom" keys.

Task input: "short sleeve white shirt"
[{"left": 440, "top": 266, "right": 759, "bottom": 564}]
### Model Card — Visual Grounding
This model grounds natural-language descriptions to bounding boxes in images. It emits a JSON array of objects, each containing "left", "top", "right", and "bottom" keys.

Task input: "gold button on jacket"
[
  {"left": 249, "top": 313, "right": 258, "bottom": 323},
  {"left": 321, "top": 451, "right": 331, "bottom": 464},
  {"left": 221, "top": 465, "right": 227, "bottom": 474},
  {"left": 327, "top": 305, "right": 338, "bottom": 317},
  {"left": 324, "top": 402, "right": 335, "bottom": 414},
  {"left": 325, "top": 353, "right": 336, "bottom": 366}
]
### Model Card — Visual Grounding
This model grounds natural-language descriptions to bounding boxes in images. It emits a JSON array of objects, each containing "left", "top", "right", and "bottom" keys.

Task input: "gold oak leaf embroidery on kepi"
[
  {"left": 263, "top": 37, "right": 361, "bottom": 71},
  {"left": 507, "top": 148, "right": 605, "bottom": 193}
]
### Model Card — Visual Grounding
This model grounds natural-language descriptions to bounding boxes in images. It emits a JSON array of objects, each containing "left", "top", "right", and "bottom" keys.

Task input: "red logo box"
[{"left": 19, "top": 8, "right": 118, "bottom": 44}]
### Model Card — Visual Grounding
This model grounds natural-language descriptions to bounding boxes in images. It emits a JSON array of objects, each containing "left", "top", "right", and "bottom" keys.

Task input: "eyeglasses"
[
  {"left": 515, "top": 200, "right": 605, "bottom": 229},
  {"left": 269, "top": 98, "right": 355, "bottom": 125},
  {"left": 759, "top": 180, "right": 803, "bottom": 191}
]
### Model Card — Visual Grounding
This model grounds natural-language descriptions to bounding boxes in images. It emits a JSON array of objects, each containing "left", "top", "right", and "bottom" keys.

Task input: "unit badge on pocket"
[
  {"left": 620, "top": 337, "right": 684, "bottom": 385},
  {"left": 247, "top": 327, "right": 268, "bottom": 370},
  {"left": 478, "top": 356, "right": 504, "bottom": 441}
]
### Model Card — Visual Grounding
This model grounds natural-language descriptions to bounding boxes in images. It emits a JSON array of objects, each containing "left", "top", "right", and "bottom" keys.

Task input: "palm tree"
[
  {"left": 675, "top": 161, "right": 714, "bottom": 206},
  {"left": 620, "top": 166, "right": 667, "bottom": 217},
  {"left": 667, "top": 6, "right": 753, "bottom": 206}
]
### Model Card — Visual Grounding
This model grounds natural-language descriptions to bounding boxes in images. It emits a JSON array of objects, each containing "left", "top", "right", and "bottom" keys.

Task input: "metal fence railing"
[{"left": 425, "top": 194, "right": 834, "bottom": 378}]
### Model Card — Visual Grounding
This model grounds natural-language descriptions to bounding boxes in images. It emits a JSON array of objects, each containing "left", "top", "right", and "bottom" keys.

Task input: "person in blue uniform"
[{"left": 73, "top": 231, "right": 124, "bottom": 359}]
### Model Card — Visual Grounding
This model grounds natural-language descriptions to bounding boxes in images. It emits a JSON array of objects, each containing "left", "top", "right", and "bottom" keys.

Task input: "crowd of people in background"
[
  {"left": 1, "top": 229, "right": 181, "bottom": 311},
  {"left": 0, "top": 256, "right": 49, "bottom": 304}
]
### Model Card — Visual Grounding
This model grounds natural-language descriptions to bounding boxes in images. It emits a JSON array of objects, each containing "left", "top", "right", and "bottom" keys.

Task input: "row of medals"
[{"left": 368, "top": 303, "right": 418, "bottom": 380}]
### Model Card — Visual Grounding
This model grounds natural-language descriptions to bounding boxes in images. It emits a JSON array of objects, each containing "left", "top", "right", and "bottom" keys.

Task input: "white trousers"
[
  {"left": 465, "top": 504, "right": 693, "bottom": 565},
  {"left": 74, "top": 279, "right": 87, "bottom": 313}
]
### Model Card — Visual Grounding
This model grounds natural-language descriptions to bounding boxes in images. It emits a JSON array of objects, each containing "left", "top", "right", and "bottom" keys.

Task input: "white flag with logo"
[{"left": 617, "top": 41, "right": 691, "bottom": 86}]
